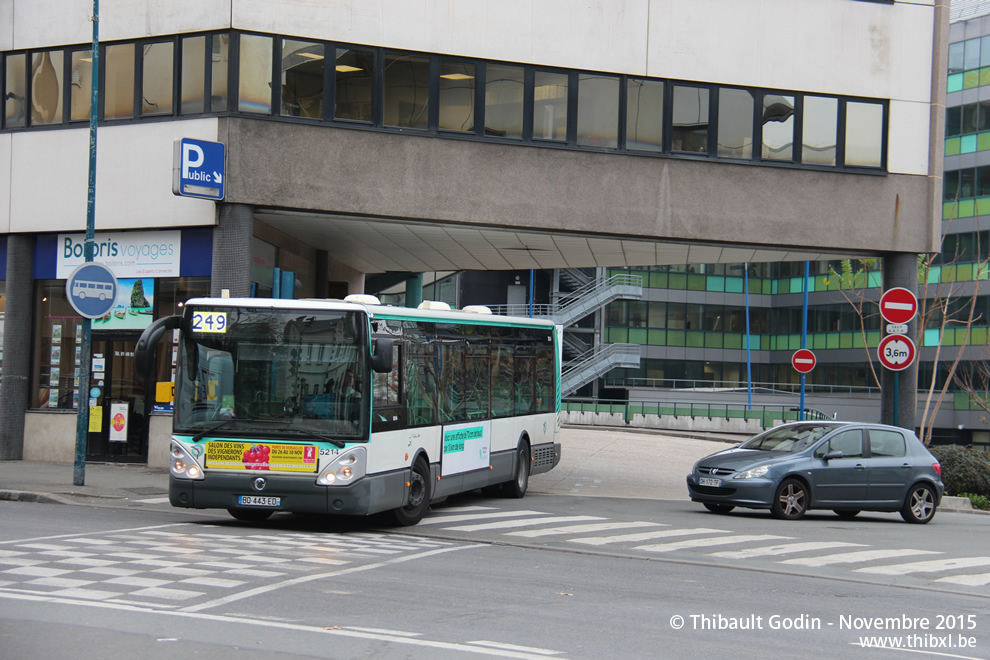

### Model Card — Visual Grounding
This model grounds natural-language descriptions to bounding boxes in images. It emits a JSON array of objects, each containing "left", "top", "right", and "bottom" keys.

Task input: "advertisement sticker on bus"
[
  {"left": 204, "top": 441, "right": 319, "bottom": 472},
  {"left": 441, "top": 420, "right": 491, "bottom": 477}
]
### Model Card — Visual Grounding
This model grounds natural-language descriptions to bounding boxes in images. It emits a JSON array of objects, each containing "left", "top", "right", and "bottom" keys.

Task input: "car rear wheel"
[
  {"left": 833, "top": 509, "right": 860, "bottom": 518},
  {"left": 703, "top": 503, "right": 735, "bottom": 515},
  {"left": 771, "top": 478, "right": 808, "bottom": 520},
  {"left": 901, "top": 483, "right": 937, "bottom": 524}
]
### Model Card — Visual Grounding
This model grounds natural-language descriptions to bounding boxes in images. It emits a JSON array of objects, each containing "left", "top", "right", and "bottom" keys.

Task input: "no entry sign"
[
  {"left": 878, "top": 334, "right": 916, "bottom": 371},
  {"left": 879, "top": 287, "right": 918, "bottom": 325},
  {"left": 791, "top": 349, "right": 816, "bottom": 374}
]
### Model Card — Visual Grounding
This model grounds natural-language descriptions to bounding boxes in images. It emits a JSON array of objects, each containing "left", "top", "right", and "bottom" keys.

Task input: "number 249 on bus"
[{"left": 192, "top": 311, "right": 227, "bottom": 333}]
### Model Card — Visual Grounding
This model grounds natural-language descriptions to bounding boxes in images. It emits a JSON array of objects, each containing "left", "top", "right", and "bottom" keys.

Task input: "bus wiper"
[
  {"left": 190, "top": 417, "right": 279, "bottom": 442},
  {"left": 275, "top": 427, "right": 346, "bottom": 449}
]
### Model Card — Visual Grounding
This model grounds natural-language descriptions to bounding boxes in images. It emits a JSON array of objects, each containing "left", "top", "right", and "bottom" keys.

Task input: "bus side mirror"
[
  {"left": 135, "top": 315, "right": 181, "bottom": 379},
  {"left": 371, "top": 338, "right": 393, "bottom": 374}
]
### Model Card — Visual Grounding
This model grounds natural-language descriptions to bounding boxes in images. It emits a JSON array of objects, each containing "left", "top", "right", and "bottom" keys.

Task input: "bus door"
[{"left": 85, "top": 335, "right": 149, "bottom": 463}]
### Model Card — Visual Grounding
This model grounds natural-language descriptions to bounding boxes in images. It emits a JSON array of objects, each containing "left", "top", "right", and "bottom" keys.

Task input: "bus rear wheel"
[
  {"left": 391, "top": 458, "right": 431, "bottom": 526},
  {"left": 502, "top": 444, "right": 530, "bottom": 499}
]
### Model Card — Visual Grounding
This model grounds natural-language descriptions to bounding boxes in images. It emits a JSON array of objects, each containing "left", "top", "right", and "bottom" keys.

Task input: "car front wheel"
[
  {"left": 901, "top": 483, "right": 937, "bottom": 524},
  {"left": 771, "top": 478, "right": 808, "bottom": 520}
]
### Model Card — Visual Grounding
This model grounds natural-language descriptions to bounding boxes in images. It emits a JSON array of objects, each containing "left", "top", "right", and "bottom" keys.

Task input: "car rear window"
[{"left": 869, "top": 429, "right": 907, "bottom": 457}]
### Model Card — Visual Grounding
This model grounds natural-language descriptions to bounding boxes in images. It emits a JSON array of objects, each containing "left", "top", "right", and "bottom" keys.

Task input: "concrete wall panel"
[
  {"left": 9, "top": 118, "right": 219, "bottom": 233},
  {"left": 0, "top": 134, "right": 10, "bottom": 233},
  {"left": 224, "top": 118, "right": 938, "bottom": 258},
  {"left": 888, "top": 99, "right": 933, "bottom": 176},
  {"left": 0, "top": 0, "right": 12, "bottom": 51}
]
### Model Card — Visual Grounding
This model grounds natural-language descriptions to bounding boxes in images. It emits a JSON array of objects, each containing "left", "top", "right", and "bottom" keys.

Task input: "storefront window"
[{"left": 32, "top": 281, "right": 81, "bottom": 409}]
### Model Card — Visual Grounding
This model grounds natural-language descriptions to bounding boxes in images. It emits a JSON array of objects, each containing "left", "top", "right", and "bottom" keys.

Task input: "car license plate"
[
  {"left": 699, "top": 477, "right": 722, "bottom": 487},
  {"left": 237, "top": 495, "right": 281, "bottom": 507}
]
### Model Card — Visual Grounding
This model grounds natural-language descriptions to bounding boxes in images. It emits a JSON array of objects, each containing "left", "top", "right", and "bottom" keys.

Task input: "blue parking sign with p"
[
  {"left": 66, "top": 262, "right": 118, "bottom": 319},
  {"left": 172, "top": 138, "right": 225, "bottom": 201}
]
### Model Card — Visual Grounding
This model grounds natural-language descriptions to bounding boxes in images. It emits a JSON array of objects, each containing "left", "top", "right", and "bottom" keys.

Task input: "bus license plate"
[
  {"left": 237, "top": 495, "right": 281, "bottom": 507},
  {"left": 699, "top": 477, "right": 721, "bottom": 487}
]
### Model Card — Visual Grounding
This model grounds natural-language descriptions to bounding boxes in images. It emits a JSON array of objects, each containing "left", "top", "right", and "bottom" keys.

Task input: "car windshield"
[{"left": 738, "top": 423, "right": 838, "bottom": 453}]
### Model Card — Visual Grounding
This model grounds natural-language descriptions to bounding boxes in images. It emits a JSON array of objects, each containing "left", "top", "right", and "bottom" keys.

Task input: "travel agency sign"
[{"left": 56, "top": 231, "right": 182, "bottom": 279}]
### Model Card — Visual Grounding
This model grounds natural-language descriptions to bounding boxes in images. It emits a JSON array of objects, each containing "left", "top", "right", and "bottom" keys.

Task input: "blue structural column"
[
  {"left": 405, "top": 273, "right": 423, "bottom": 308},
  {"left": 0, "top": 235, "right": 34, "bottom": 460},
  {"left": 881, "top": 252, "right": 919, "bottom": 429},
  {"left": 211, "top": 203, "right": 254, "bottom": 298}
]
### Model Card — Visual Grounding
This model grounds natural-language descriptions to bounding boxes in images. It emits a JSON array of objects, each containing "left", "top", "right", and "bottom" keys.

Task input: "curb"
[{"left": 0, "top": 490, "right": 76, "bottom": 505}]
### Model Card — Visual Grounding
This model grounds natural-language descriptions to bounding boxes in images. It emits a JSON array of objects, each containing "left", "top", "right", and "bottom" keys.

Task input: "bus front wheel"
[
  {"left": 502, "top": 444, "right": 530, "bottom": 499},
  {"left": 391, "top": 458, "right": 431, "bottom": 526}
]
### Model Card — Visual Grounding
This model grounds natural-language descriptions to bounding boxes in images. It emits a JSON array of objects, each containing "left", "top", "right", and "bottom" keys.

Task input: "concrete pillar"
[
  {"left": 210, "top": 203, "right": 254, "bottom": 297},
  {"left": 314, "top": 250, "right": 329, "bottom": 298},
  {"left": 405, "top": 273, "right": 423, "bottom": 308},
  {"left": 880, "top": 252, "right": 918, "bottom": 431},
  {"left": 0, "top": 235, "right": 34, "bottom": 460}
]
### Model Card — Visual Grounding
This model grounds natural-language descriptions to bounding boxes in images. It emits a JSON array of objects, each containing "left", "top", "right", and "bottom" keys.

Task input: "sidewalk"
[{"left": 0, "top": 426, "right": 977, "bottom": 512}]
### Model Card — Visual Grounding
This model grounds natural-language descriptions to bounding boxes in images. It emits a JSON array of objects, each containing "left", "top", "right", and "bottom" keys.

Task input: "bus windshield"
[{"left": 174, "top": 305, "right": 369, "bottom": 440}]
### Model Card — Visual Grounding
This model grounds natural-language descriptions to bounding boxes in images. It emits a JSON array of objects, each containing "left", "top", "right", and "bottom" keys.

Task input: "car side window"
[
  {"left": 869, "top": 429, "right": 906, "bottom": 458},
  {"left": 827, "top": 430, "right": 863, "bottom": 458}
]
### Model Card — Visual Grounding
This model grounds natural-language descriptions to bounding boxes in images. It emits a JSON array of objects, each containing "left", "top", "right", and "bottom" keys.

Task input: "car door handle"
[
  {"left": 901, "top": 463, "right": 911, "bottom": 468},
  {"left": 854, "top": 464, "right": 866, "bottom": 469}
]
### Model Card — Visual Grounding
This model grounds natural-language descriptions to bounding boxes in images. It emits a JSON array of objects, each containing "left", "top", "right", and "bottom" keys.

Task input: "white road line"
[
  {"left": 344, "top": 626, "right": 422, "bottom": 637},
  {"left": 507, "top": 521, "right": 664, "bottom": 538},
  {"left": 444, "top": 516, "right": 605, "bottom": 532},
  {"left": 709, "top": 541, "right": 867, "bottom": 559},
  {"left": 855, "top": 557, "right": 990, "bottom": 576},
  {"left": 468, "top": 640, "right": 563, "bottom": 655},
  {"left": 416, "top": 511, "right": 548, "bottom": 525},
  {"left": 634, "top": 534, "right": 791, "bottom": 553},
  {"left": 0, "top": 591, "right": 565, "bottom": 659},
  {"left": 782, "top": 549, "right": 940, "bottom": 567},
  {"left": 569, "top": 528, "right": 727, "bottom": 546},
  {"left": 935, "top": 573, "right": 990, "bottom": 586},
  {"left": 0, "top": 523, "right": 187, "bottom": 546},
  {"left": 179, "top": 544, "right": 485, "bottom": 613}
]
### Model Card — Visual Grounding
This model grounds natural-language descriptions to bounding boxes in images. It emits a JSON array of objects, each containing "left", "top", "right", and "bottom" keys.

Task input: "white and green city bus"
[{"left": 135, "top": 295, "right": 561, "bottom": 525}]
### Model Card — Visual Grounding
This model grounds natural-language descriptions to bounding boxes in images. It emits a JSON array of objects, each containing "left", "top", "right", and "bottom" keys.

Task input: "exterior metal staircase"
[{"left": 487, "top": 270, "right": 643, "bottom": 395}]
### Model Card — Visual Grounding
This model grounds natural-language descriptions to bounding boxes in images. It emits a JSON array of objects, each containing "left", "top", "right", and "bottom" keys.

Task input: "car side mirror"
[{"left": 824, "top": 450, "right": 844, "bottom": 461}]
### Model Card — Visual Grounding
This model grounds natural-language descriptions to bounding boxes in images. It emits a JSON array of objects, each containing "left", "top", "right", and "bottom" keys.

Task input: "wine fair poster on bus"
[{"left": 441, "top": 420, "right": 492, "bottom": 477}]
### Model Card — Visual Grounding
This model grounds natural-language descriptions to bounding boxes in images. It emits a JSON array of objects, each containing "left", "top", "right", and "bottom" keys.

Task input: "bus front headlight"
[
  {"left": 316, "top": 447, "right": 366, "bottom": 486},
  {"left": 170, "top": 441, "right": 205, "bottom": 480}
]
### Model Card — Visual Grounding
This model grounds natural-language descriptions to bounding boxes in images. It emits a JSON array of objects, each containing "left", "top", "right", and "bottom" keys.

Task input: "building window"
[
  {"left": 762, "top": 94, "right": 794, "bottom": 161},
  {"left": 845, "top": 101, "right": 883, "bottom": 168},
  {"left": 335, "top": 47, "right": 374, "bottom": 122},
  {"left": 626, "top": 78, "right": 663, "bottom": 152},
  {"left": 281, "top": 39, "right": 324, "bottom": 119},
  {"left": 4, "top": 53, "right": 27, "bottom": 128},
  {"left": 533, "top": 70, "right": 568, "bottom": 141},
  {"left": 69, "top": 49, "right": 94, "bottom": 121},
  {"left": 485, "top": 63, "right": 524, "bottom": 139},
  {"left": 577, "top": 73, "right": 618, "bottom": 148},
  {"left": 238, "top": 34, "right": 273, "bottom": 114},
  {"left": 211, "top": 34, "right": 230, "bottom": 113},
  {"left": 439, "top": 60, "right": 476, "bottom": 132},
  {"left": 717, "top": 87, "right": 753, "bottom": 159},
  {"left": 104, "top": 44, "right": 135, "bottom": 120},
  {"left": 180, "top": 36, "right": 206, "bottom": 115},
  {"left": 31, "top": 50, "right": 64, "bottom": 125},
  {"left": 142, "top": 41, "right": 174, "bottom": 117},
  {"left": 384, "top": 52, "right": 429, "bottom": 129},
  {"left": 671, "top": 85, "right": 709, "bottom": 154},
  {"left": 802, "top": 95, "right": 838, "bottom": 166}
]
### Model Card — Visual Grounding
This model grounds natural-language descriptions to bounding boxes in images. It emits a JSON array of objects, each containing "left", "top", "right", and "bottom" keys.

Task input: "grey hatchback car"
[{"left": 686, "top": 421, "right": 944, "bottom": 523}]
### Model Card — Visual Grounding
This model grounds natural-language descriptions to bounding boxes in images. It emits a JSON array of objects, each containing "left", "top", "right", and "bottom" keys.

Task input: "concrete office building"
[{"left": 0, "top": 0, "right": 944, "bottom": 465}]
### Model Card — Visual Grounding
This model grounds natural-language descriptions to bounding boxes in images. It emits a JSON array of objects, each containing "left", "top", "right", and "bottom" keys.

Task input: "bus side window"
[{"left": 372, "top": 342, "right": 405, "bottom": 432}]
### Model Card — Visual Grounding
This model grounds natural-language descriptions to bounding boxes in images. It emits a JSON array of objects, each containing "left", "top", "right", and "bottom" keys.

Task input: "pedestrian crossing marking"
[
  {"left": 416, "top": 510, "right": 548, "bottom": 525},
  {"left": 855, "top": 557, "right": 990, "bottom": 575},
  {"left": 709, "top": 541, "right": 867, "bottom": 559},
  {"left": 508, "top": 521, "right": 664, "bottom": 538},
  {"left": 569, "top": 527, "right": 727, "bottom": 546},
  {"left": 936, "top": 573, "right": 990, "bottom": 586},
  {"left": 444, "top": 515, "right": 606, "bottom": 532},
  {"left": 782, "top": 549, "right": 940, "bottom": 567},
  {"left": 634, "top": 534, "right": 791, "bottom": 553}
]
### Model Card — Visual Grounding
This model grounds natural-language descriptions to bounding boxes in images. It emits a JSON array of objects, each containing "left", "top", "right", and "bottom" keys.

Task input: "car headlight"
[
  {"left": 734, "top": 464, "right": 770, "bottom": 479},
  {"left": 170, "top": 441, "right": 205, "bottom": 480},
  {"left": 316, "top": 446, "right": 366, "bottom": 486}
]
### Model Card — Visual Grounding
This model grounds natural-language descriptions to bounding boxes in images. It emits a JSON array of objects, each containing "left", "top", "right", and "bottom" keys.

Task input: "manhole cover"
[{"left": 122, "top": 487, "right": 168, "bottom": 496}]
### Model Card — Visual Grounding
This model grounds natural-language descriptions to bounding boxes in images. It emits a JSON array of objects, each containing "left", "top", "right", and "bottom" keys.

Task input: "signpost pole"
[
  {"left": 73, "top": 0, "right": 99, "bottom": 487},
  {"left": 799, "top": 261, "right": 809, "bottom": 421},
  {"left": 893, "top": 372, "right": 899, "bottom": 428}
]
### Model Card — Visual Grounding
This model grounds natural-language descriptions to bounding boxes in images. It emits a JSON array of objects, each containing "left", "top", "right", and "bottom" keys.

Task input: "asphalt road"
[{"left": 3, "top": 487, "right": 990, "bottom": 659}]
